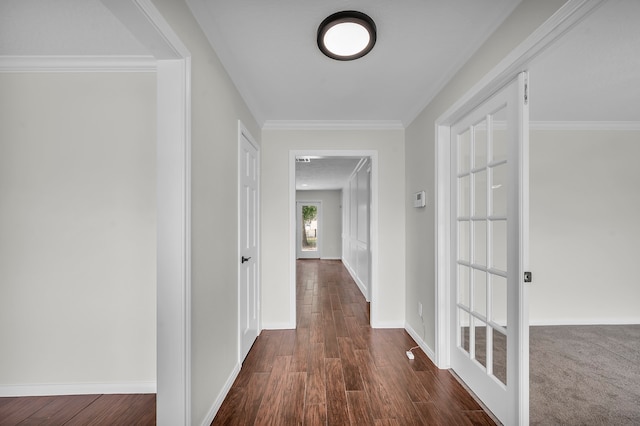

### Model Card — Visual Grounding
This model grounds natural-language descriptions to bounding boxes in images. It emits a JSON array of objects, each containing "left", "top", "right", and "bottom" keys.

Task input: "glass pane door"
[
  {"left": 450, "top": 73, "right": 529, "bottom": 425},
  {"left": 297, "top": 202, "right": 321, "bottom": 259},
  {"left": 456, "top": 105, "right": 508, "bottom": 386}
]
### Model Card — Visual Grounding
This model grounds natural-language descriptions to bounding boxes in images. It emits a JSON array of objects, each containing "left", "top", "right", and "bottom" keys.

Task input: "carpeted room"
[{"left": 529, "top": 129, "right": 640, "bottom": 425}]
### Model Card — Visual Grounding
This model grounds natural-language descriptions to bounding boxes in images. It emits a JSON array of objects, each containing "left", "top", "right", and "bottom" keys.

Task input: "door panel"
[
  {"left": 450, "top": 73, "right": 529, "bottom": 424},
  {"left": 240, "top": 130, "right": 259, "bottom": 362}
]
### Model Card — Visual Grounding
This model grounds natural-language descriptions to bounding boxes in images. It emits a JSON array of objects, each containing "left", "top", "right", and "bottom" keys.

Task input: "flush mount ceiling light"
[{"left": 317, "top": 11, "right": 377, "bottom": 61}]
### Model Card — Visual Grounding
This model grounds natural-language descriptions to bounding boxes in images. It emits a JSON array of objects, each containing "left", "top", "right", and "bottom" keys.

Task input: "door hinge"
[
  {"left": 524, "top": 271, "right": 532, "bottom": 283},
  {"left": 524, "top": 83, "right": 529, "bottom": 105}
]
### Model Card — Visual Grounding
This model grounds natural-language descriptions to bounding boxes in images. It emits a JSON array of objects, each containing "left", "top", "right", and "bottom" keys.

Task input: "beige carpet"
[{"left": 530, "top": 325, "right": 640, "bottom": 425}]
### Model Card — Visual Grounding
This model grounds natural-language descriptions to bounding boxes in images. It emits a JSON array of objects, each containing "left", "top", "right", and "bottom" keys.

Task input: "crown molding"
[
  {"left": 0, "top": 55, "right": 156, "bottom": 72},
  {"left": 262, "top": 120, "right": 404, "bottom": 131},
  {"left": 530, "top": 121, "right": 640, "bottom": 131}
]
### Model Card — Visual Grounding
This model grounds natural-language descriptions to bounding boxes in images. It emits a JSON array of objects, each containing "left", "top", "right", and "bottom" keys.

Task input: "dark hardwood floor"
[
  {"left": 0, "top": 393, "right": 155, "bottom": 425},
  {"left": 213, "top": 259, "right": 496, "bottom": 425}
]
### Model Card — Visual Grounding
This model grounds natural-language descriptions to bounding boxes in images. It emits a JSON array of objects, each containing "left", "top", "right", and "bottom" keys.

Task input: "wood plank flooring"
[
  {"left": 0, "top": 394, "right": 155, "bottom": 425},
  {"left": 213, "top": 259, "right": 496, "bottom": 425}
]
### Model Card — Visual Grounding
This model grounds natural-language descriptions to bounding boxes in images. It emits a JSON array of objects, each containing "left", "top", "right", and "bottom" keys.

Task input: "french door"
[{"left": 450, "top": 73, "right": 529, "bottom": 424}]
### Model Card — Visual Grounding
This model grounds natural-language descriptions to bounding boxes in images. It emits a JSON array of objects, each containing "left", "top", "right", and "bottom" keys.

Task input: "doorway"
[
  {"left": 290, "top": 150, "right": 378, "bottom": 327},
  {"left": 525, "top": 0, "right": 640, "bottom": 423}
]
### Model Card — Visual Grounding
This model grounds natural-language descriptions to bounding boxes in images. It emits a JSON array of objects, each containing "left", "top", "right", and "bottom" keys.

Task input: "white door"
[
  {"left": 450, "top": 73, "right": 529, "bottom": 424},
  {"left": 296, "top": 201, "right": 321, "bottom": 259},
  {"left": 239, "top": 127, "right": 259, "bottom": 362}
]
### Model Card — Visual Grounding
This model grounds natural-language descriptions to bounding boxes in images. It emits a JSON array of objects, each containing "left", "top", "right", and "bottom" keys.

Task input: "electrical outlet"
[{"left": 418, "top": 302, "right": 423, "bottom": 318}]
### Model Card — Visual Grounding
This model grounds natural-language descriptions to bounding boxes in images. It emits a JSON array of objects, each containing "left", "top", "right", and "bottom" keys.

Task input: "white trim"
[
  {"left": 530, "top": 318, "right": 640, "bottom": 326},
  {"left": 405, "top": 322, "right": 436, "bottom": 364},
  {"left": 129, "top": 1, "right": 191, "bottom": 425},
  {"left": 435, "top": 0, "right": 606, "bottom": 368},
  {"left": 434, "top": 123, "right": 451, "bottom": 369},
  {"left": 344, "top": 264, "right": 368, "bottom": 300},
  {"left": 290, "top": 150, "right": 379, "bottom": 328},
  {"left": 370, "top": 321, "right": 405, "bottom": 329},
  {"left": 0, "top": 382, "right": 156, "bottom": 397},
  {"left": 517, "top": 72, "right": 531, "bottom": 426},
  {"left": 288, "top": 153, "right": 298, "bottom": 329},
  {"left": 530, "top": 121, "right": 640, "bottom": 131},
  {"left": 263, "top": 120, "right": 404, "bottom": 131},
  {"left": 261, "top": 322, "right": 297, "bottom": 330},
  {"left": 0, "top": 55, "right": 156, "bottom": 72},
  {"left": 156, "top": 58, "right": 191, "bottom": 426},
  {"left": 320, "top": 257, "right": 341, "bottom": 260},
  {"left": 198, "top": 363, "right": 241, "bottom": 426}
]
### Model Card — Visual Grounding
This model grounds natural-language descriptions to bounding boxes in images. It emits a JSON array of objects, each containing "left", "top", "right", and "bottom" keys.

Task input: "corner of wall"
[{"left": 405, "top": 322, "right": 436, "bottom": 364}]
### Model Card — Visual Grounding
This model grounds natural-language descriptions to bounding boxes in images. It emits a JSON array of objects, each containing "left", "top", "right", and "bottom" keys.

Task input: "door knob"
[{"left": 241, "top": 256, "right": 252, "bottom": 264}]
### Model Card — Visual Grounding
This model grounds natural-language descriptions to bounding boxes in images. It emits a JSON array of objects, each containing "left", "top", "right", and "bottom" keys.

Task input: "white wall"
[
  {"left": 262, "top": 129, "right": 405, "bottom": 329},
  {"left": 296, "top": 190, "right": 342, "bottom": 259},
  {"left": 530, "top": 129, "right": 640, "bottom": 324},
  {"left": 342, "top": 159, "right": 371, "bottom": 299},
  {"left": 0, "top": 72, "right": 157, "bottom": 391},
  {"left": 404, "top": 0, "right": 566, "bottom": 353},
  {"left": 151, "top": 1, "right": 261, "bottom": 424}
]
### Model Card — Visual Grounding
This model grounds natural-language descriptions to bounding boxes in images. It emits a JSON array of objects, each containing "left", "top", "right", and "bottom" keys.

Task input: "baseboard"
[
  {"left": 530, "top": 318, "right": 640, "bottom": 326},
  {"left": 370, "top": 320, "right": 405, "bottom": 329},
  {"left": 342, "top": 259, "right": 369, "bottom": 301},
  {"left": 405, "top": 322, "right": 436, "bottom": 364},
  {"left": 199, "top": 362, "right": 241, "bottom": 426},
  {"left": 261, "top": 322, "right": 296, "bottom": 330},
  {"left": 320, "top": 257, "right": 341, "bottom": 260},
  {"left": 353, "top": 277, "right": 368, "bottom": 301},
  {"left": 0, "top": 381, "right": 156, "bottom": 397}
]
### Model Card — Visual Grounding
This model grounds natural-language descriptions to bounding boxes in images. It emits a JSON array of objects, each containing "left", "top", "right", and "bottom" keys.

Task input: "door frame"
[
  {"left": 289, "top": 150, "right": 379, "bottom": 327},
  {"left": 296, "top": 201, "right": 322, "bottom": 259},
  {"left": 238, "top": 121, "right": 261, "bottom": 364},
  {"left": 434, "top": 0, "right": 605, "bottom": 423}
]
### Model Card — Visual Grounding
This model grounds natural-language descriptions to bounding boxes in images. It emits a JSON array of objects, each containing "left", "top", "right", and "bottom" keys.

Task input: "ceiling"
[
  {"left": 186, "top": 0, "right": 522, "bottom": 126},
  {"left": 295, "top": 157, "right": 362, "bottom": 191},
  {"left": 1, "top": 0, "right": 638, "bottom": 189},
  {"left": 0, "top": 0, "right": 150, "bottom": 56}
]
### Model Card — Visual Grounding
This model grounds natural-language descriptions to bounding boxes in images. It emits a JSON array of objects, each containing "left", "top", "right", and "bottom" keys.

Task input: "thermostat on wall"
[{"left": 414, "top": 191, "right": 426, "bottom": 208}]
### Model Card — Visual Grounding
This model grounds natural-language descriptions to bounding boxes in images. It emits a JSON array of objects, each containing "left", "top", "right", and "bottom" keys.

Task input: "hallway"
[{"left": 213, "top": 259, "right": 495, "bottom": 425}]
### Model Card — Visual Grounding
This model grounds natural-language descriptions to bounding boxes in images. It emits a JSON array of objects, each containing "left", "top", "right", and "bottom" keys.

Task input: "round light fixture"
[{"left": 317, "top": 11, "right": 377, "bottom": 61}]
